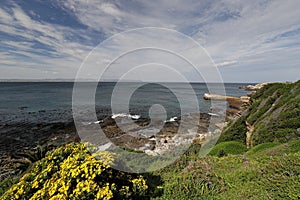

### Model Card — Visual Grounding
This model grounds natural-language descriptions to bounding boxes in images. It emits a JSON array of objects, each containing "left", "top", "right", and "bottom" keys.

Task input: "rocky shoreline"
[
  {"left": 101, "top": 113, "right": 213, "bottom": 156},
  {"left": 239, "top": 82, "right": 272, "bottom": 91},
  {"left": 0, "top": 120, "right": 79, "bottom": 181},
  {"left": 0, "top": 111, "right": 222, "bottom": 179},
  {"left": 0, "top": 84, "right": 255, "bottom": 179}
]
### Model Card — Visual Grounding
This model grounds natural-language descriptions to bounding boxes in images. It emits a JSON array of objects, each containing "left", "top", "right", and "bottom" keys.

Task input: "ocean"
[
  {"left": 0, "top": 82, "right": 251, "bottom": 124},
  {"left": 0, "top": 81, "right": 252, "bottom": 155}
]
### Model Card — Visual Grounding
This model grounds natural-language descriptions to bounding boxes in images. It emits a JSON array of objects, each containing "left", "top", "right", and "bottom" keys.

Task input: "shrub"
[
  {"left": 2, "top": 143, "right": 149, "bottom": 200},
  {"left": 0, "top": 177, "right": 19, "bottom": 197},
  {"left": 208, "top": 141, "right": 247, "bottom": 157},
  {"left": 218, "top": 116, "right": 247, "bottom": 144}
]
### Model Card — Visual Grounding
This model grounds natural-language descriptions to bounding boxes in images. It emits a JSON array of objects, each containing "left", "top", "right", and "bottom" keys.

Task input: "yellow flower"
[
  {"left": 2, "top": 142, "right": 149, "bottom": 199},
  {"left": 32, "top": 181, "right": 39, "bottom": 189}
]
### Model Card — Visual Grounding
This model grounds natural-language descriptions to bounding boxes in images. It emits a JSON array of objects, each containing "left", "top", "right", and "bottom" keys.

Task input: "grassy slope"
[
  {"left": 219, "top": 81, "right": 300, "bottom": 145},
  {"left": 152, "top": 141, "right": 300, "bottom": 200},
  {"left": 152, "top": 81, "right": 300, "bottom": 199}
]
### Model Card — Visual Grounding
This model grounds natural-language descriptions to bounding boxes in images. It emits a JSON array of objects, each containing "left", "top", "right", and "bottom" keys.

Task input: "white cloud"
[
  {"left": 216, "top": 60, "right": 238, "bottom": 67},
  {"left": 0, "top": 0, "right": 300, "bottom": 82},
  {"left": 0, "top": 7, "right": 13, "bottom": 22}
]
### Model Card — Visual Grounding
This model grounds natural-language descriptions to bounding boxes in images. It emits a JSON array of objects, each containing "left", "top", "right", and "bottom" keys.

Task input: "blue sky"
[{"left": 0, "top": 0, "right": 300, "bottom": 82}]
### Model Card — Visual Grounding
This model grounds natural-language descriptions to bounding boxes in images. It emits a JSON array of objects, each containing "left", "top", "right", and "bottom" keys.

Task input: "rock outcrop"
[
  {"left": 203, "top": 93, "right": 250, "bottom": 120},
  {"left": 245, "top": 121, "right": 254, "bottom": 148},
  {"left": 241, "top": 82, "right": 272, "bottom": 91},
  {"left": 98, "top": 113, "right": 212, "bottom": 155}
]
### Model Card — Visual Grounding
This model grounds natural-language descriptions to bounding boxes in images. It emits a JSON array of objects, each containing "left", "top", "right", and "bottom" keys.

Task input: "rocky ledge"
[
  {"left": 0, "top": 112, "right": 219, "bottom": 179},
  {"left": 240, "top": 82, "right": 272, "bottom": 91},
  {"left": 99, "top": 113, "right": 213, "bottom": 156},
  {"left": 203, "top": 93, "right": 250, "bottom": 120}
]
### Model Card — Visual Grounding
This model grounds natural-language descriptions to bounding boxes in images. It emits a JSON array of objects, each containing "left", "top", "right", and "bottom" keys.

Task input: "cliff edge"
[{"left": 219, "top": 80, "right": 300, "bottom": 147}]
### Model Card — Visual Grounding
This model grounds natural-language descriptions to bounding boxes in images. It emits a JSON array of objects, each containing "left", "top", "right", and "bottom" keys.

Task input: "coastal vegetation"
[
  {"left": 220, "top": 80, "right": 300, "bottom": 146},
  {"left": 1, "top": 143, "right": 151, "bottom": 199},
  {"left": 153, "top": 141, "right": 300, "bottom": 199},
  {"left": 1, "top": 80, "right": 300, "bottom": 199},
  {"left": 208, "top": 141, "right": 247, "bottom": 157}
]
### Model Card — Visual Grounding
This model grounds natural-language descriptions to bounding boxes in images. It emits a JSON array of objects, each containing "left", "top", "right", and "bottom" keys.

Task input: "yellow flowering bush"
[{"left": 2, "top": 143, "right": 148, "bottom": 200}]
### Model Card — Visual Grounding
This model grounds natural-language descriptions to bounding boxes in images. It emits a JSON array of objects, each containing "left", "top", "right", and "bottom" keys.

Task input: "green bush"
[
  {"left": 0, "top": 177, "right": 19, "bottom": 197},
  {"left": 208, "top": 141, "right": 247, "bottom": 157},
  {"left": 2, "top": 143, "right": 150, "bottom": 200},
  {"left": 218, "top": 116, "right": 247, "bottom": 144}
]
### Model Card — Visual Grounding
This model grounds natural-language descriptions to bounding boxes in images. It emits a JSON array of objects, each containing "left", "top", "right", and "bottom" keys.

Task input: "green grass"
[
  {"left": 288, "top": 140, "right": 300, "bottom": 153},
  {"left": 2, "top": 141, "right": 300, "bottom": 199},
  {"left": 208, "top": 141, "right": 247, "bottom": 157},
  {"left": 220, "top": 81, "right": 300, "bottom": 146},
  {"left": 152, "top": 142, "right": 300, "bottom": 200},
  {"left": 256, "top": 140, "right": 300, "bottom": 156},
  {"left": 245, "top": 142, "right": 280, "bottom": 157}
]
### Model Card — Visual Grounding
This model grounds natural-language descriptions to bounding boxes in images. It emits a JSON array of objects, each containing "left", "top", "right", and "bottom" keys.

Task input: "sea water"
[{"left": 0, "top": 82, "right": 251, "bottom": 124}]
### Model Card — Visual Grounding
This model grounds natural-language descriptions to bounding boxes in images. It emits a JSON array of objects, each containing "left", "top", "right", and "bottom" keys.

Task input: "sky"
[{"left": 0, "top": 0, "right": 300, "bottom": 82}]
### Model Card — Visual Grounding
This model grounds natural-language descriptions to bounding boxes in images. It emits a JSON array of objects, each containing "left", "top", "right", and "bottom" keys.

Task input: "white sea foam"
[
  {"left": 111, "top": 113, "right": 141, "bottom": 119},
  {"left": 208, "top": 112, "right": 219, "bottom": 116},
  {"left": 164, "top": 116, "right": 178, "bottom": 122},
  {"left": 82, "top": 120, "right": 103, "bottom": 125}
]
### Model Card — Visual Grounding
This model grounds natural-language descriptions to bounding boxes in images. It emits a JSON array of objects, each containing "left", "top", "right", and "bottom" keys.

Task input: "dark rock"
[{"left": 18, "top": 106, "right": 28, "bottom": 110}]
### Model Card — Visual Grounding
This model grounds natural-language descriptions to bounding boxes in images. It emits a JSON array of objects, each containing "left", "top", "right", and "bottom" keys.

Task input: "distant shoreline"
[{"left": 0, "top": 79, "right": 257, "bottom": 84}]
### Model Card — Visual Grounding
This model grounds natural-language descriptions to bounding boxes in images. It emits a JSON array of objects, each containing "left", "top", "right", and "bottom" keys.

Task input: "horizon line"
[{"left": 0, "top": 79, "right": 262, "bottom": 84}]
